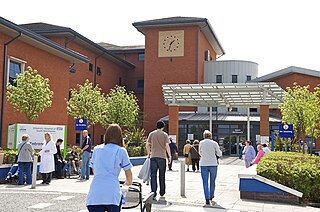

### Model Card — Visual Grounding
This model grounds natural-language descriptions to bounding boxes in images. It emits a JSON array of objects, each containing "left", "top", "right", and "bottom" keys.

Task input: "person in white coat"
[{"left": 40, "top": 133, "right": 57, "bottom": 184}]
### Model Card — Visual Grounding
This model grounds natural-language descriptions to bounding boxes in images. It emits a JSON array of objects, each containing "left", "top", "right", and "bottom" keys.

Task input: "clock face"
[{"left": 158, "top": 30, "right": 184, "bottom": 57}]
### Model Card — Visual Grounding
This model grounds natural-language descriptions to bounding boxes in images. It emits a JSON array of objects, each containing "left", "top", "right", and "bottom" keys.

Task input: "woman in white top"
[
  {"left": 199, "top": 130, "right": 222, "bottom": 205},
  {"left": 40, "top": 132, "right": 57, "bottom": 184}
]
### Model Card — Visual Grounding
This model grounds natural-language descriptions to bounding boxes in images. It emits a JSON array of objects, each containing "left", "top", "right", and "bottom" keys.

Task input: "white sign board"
[
  {"left": 187, "top": 134, "right": 194, "bottom": 140},
  {"left": 169, "top": 135, "right": 176, "bottom": 143},
  {"left": 260, "top": 136, "right": 269, "bottom": 144},
  {"left": 256, "top": 135, "right": 261, "bottom": 142},
  {"left": 7, "top": 124, "right": 67, "bottom": 150},
  {"left": 7, "top": 124, "right": 15, "bottom": 149}
]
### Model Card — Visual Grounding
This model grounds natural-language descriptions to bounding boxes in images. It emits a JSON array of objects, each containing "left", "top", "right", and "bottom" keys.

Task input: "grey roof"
[
  {"left": 252, "top": 66, "right": 320, "bottom": 82},
  {"left": 160, "top": 112, "right": 281, "bottom": 122},
  {"left": 99, "top": 42, "right": 145, "bottom": 53},
  {"left": 132, "top": 16, "right": 225, "bottom": 56},
  {"left": 20, "top": 22, "right": 70, "bottom": 32},
  {"left": 20, "top": 23, "right": 135, "bottom": 69},
  {"left": 0, "top": 17, "right": 89, "bottom": 63}
]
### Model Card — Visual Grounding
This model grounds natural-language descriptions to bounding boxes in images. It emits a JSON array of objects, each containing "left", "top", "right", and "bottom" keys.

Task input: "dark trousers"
[
  {"left": 18, "top": 162, "right": 32, "bottom": 185},
  {"left": 87, "top": 204, "right": 121, "bottom": 212},
  {"left": 168, "top": 153, "right": 174, "bottom": 170},
  {"left": 150, "top": 157, "right": 166, "bottom": 197},
  {"left": 55, "top": 160, "right": 63, "bottom": 177},
  {"left": 192, "top": 159, "right": 200, "bottom": 171},
  {"left": 41, "top": 172, "right": 52, "bottom": 183}
]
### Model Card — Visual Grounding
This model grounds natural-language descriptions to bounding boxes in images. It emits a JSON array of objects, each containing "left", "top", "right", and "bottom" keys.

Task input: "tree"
[
  {"left": 66, "top": 79, "right": 107, "bottom": 127},
  {"left": 280, "top": 83, "right": 320, "bottom": 153},
  {"left": 103, "top": 86, "right": 139, "bottom": 129},
  {"left": 6, "top": 66, "right": 53, "bottom": 122}
]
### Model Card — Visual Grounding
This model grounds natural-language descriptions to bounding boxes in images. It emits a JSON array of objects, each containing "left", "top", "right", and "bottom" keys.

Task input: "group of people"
[
  {"left": 241, "top": 140, "right": 271, "bottom": 168},
  {"left": 6, "top": 130, "right": 92, "bottom": 185},
  {"left": 183, "top": 139, "right": 201, "bottom": 172}
]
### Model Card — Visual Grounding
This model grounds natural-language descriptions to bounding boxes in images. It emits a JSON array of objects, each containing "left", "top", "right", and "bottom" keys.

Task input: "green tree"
[
  {"left": 6, "top": 66, "right": 53, "bottom": 122},
  {"left": 103, "top": 86, "right": 139, "bottom": 128},
  {"left": 66, "top": 79, "right": 107, "bottom": 126},
  {"left": 280, "top": 83, "right": 320, "bottom": 153}
]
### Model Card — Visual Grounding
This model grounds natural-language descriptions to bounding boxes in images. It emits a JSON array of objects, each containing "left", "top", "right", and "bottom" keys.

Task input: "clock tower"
[{"left": 133, "top": 17, "right": 224, "bottom": 138}]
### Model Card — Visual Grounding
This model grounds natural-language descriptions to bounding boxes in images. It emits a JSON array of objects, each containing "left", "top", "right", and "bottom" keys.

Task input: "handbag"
[{"left": 15, "top": 142, "right": 27, "bottom": 163}]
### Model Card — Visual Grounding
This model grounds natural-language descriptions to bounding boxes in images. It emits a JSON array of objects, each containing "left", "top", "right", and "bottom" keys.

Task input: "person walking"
[
  {"left": 189, "top": 140, "right": 200, "bottom": 172},
  {"left": 251, "top": 144, "right": 265, "bottom": 165},
  {"left": 40, "top": 133, "right": 57, "bottom": 184},
  {"left": 242, "top": 140, "right": 256, "bottom": 168},
  {"left": 54, "top": 139, "right": 65, "bottom": 179},
  {"left": 86, "top": 124, "right": 133, "bottom": 211},
  {"left": 199, "top": 130, "right": 222, "bottom": 205},
  {"left": 168, "top": 137, "right": 178, "bottom": 171},
  {"left": 80, "top": 130, "right": 92, "bottom": 180},
  {"left": 183, "top": 140, "right": 192, "bottom": 171},
  {"left": 146, "top": 121, "right": 171, "bottom": 199},
  {"left": 262, "top": 143, "right": 271, "bottom": 154},
  {"left": 17, "top": 134, "right": 34, "bottom": 185}
]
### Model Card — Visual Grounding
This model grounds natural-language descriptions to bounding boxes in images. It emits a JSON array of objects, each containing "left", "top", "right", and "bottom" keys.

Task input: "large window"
[
  {"left": 216, "top": 75, "right": 222, "bottom": 83},
  {"left": 8, "top": 58, "right": 25, "bottom": 86},
  {"left": 232, "top": 75, "right": 238, "bottom": 83},
  {"left": 246, "top": 75, "right": 252, "bottom": 81},
  {"left": 137, "top": 80, "right": 144, "bottom": 89}
]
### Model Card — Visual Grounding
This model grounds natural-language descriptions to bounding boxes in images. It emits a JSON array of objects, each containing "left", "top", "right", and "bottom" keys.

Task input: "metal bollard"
[
  {"left": 31, "top": 155, "right": 38, "bottom": 189},
  {"left": 180, "top": 160, "right": 185, "bottom": 196}
]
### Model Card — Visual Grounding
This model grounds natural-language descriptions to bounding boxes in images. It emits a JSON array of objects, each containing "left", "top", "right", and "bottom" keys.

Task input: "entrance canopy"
[{"left": 162, "top": 82, "right": 285, "bottom": 108}]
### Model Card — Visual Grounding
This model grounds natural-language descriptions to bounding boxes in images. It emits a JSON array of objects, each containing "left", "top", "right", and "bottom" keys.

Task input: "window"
[
  {"left": 137, "top": 80, "right": 144, "bottom": 89},
  {"left": 250, "top": 108, "right": 258, "bottom": 112},
  {"left": 76, "top": 133, "right": 80, "bottom": 144},
  {"left": 138, "top": 53, "right": 145, "bottom": 61},
  {"left": 246, "top": 75, "right": 251, "bottom": 81},
  {"left": 207, "top": 107, "right": 217, "bottom": 112},
  {"left": 216, "top": 75, "right": 222, "bottom": 83},
  {"left": 230, "top": 107, "right": 238, "bottom": 112},
  {"left": 119, "top": 77, "right": 122, "bottom": 86},
  {"left": 232, "top": 75, "right": 237, "bottom": 83},
  {"left": 8, "top": 57, "right": 25, "bottom": 86},
  {"left": 96, "top": 67, "right": 101, "bottom": 76},
  {"left": 89, "top": 63, "right": 93, "bottom": 71}
]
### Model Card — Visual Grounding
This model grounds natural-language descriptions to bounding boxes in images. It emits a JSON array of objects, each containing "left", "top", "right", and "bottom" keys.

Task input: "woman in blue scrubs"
[{"left": 87, "top": 124, "right": 133, "bottom": 212}]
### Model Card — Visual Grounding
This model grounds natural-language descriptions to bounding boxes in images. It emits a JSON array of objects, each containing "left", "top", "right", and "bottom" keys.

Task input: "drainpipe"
[
  {"left": 92, "top": 52, "right": 105, "bottom": 144},
  {"left": 0, "top": 32, "right": 22, "bottom": 147}
]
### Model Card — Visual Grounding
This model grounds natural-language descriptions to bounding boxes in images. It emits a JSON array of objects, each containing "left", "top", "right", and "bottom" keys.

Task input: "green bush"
[
  {"left": 0, "top": 149, "right": 42, "bottom": 164},
  {"left": 257, "top": 152, "right": 320, "bottom": 203},
  {"left": 126, "top": 145, "right": 146, "bottom": 157}
]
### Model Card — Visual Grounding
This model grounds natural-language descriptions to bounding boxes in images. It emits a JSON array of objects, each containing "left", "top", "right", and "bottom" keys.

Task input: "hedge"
[{"left": 256, "top": 152, "right": 320, "bottom": 203}]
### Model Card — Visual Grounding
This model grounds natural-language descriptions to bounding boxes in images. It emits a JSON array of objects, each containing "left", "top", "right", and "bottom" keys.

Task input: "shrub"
[
  {"left": 257, "top": 152, "right": 320, "bottom": 203},
  {"left": 126, "top": 145, "right": 146, "bottom": 157}
]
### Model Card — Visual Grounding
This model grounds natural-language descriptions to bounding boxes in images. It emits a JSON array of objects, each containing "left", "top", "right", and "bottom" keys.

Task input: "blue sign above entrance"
[
  {"left": 75, "top": 118, "right": 87, "bottom": 131},
  {"left": 279, "top": 124, "right": 294, "bottom": 138}
]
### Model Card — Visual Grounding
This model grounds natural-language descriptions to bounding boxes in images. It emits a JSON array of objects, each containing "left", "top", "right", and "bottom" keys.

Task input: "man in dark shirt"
[
  {"left": 80, "top": 130, "right": 91, "bottom": 180},
  {"left": 54, "top": 139, "right": 65, "bottom": 179},
  {"left": 168, "top": 137, "right": 178, "bottom": 171}
]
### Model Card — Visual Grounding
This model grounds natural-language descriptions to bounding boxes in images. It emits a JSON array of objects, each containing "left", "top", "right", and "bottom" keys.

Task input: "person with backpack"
[
  {"left": 17, "top": 134, "right": 34, "bottom": 185},
  {"left": 189, "top": 140, "right": 200, "bottom": 172}
]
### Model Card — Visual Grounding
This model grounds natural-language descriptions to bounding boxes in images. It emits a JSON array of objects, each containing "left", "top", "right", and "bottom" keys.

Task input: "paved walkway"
[{"left": 0, "top": 157, "right": 318, "bottom": 211}]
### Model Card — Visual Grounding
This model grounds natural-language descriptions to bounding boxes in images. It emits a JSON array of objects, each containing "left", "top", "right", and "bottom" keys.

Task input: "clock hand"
[{"left": 168, "top": 39, "right": 176, "bottom": 50}]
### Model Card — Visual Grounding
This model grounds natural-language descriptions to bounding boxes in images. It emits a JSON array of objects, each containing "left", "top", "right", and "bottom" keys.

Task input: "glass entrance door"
[{"left": 230, "top": 135, "right": 246, "bottom": 156}]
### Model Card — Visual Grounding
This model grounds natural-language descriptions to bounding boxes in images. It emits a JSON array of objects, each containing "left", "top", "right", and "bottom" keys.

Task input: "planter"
[{"left": 238, "top": 164, "right": 303, "bottom": 205}]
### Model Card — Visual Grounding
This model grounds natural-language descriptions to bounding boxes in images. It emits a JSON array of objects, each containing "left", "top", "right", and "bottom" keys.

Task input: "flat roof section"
[{"left": 162, "top": 82, "right": 285, "bottom": 109}]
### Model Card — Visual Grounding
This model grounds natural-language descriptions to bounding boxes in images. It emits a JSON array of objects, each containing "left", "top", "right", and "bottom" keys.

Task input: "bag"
[
  {"left": 15, "top": 142, "right": 27, "bottom": 163},
  {"left": 138, "top": 158, "right": 151, "bottom": 183}
]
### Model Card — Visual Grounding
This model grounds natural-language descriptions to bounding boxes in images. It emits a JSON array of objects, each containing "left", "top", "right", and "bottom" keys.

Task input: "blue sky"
[{"left": 1, "top": 0, "right": 319, "bottom": 76}]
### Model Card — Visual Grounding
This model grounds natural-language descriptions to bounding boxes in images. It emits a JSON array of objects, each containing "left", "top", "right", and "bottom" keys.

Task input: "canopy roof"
[{"left": 162, "top": 82, "right": 285, "bottom": 108}]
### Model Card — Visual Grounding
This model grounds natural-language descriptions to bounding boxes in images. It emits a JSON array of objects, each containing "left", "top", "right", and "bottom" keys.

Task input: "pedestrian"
[
  {"left": 168, "top": 137, "right": 178, "bottom": 171},
  {"left": 183, "top": 140, "right": 192, "bottom": 171},
  {"left": 86, "top": 124, "right": 133, "bottom": 211},
  {"left": 17, "top": 134, "right": 34, "bottom": 185},
  {"left": 54, "top": 139, "right": 65, "bottom": 179},
  {"left": 251, "top": 144, "right": 265, "bottom": 165},
  {"left": 262, "top": 143, "right": 271, "bottom": 154},
  {"left": 242, "top": 140, "right": 256, "bottom": 168},
  {"left": 80, "top": 130, "right": 92, "bottom": 180},
  {"left": 146, "top": 121, "right": 171, "bottom": 199},
  {"left": 199, "top": 130, "right": 222, "bottom": 205},
  {"left": 64, "top": 145, "right": 80, "bottom": 176},
  {"left": 189, "top": 140, "right": 200, "bottom": 172},
  {"left": 239, "top": 141, "right": 245, "bottom": 159},
  {"left": 40, "top": 132, "right": 57, "bottom": 184}
]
